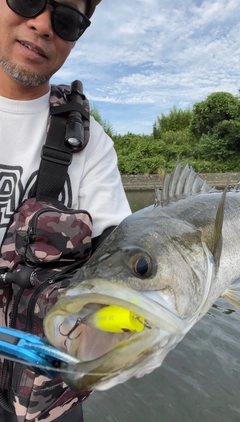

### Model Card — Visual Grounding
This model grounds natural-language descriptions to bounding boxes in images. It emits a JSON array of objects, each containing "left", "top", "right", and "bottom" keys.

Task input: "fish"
[{"left": 43, "top": 161, "right": 240, "bottom": 392}]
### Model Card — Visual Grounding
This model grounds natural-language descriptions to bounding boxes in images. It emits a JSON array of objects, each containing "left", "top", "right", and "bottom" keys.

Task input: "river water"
[{"left": 83, "top": 190, "right": 240, "bottom": 422}]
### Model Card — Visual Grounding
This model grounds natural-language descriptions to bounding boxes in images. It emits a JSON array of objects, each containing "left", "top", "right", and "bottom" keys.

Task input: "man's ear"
[{"left": 71, "top": 41, "right": 77, "bottom": 49}]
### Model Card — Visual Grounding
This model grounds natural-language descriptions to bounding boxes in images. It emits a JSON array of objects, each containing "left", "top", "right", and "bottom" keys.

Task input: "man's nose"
[{"left": 27, "top": 6, "right": 54, "bottom": 38}]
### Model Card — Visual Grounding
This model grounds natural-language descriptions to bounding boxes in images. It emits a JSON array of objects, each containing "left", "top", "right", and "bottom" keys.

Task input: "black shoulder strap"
[{"left": 34, "top": 81, "right": 90, "bottom": 203}]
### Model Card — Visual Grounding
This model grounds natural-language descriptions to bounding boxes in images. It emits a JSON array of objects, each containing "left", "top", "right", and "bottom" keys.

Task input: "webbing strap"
[
  {"left": 33, "top": 81, "right": 90, "bottom": 203},
  {"left": 35, "top": 113, "right": 71, "bottom": 201}
]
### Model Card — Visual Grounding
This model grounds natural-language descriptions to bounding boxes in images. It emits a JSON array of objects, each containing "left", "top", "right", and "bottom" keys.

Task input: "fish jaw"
[
  {"left": 43, "top": 279, "right": 197, "bottom": 391},
  {"left": 60, "top": 327, "right": 183, "bottom": 392}
]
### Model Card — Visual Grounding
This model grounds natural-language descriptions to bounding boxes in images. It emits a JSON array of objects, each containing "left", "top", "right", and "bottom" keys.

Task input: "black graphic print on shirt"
[
  {"left": 0, "top": 165, "right": 73, "bottom": 229},
  {"left": 0, "top": 165, "right": 23, "bottom": 228}
]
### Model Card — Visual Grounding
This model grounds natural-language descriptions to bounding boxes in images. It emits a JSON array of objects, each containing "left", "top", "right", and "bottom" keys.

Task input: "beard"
[{"left": 0, "top": 56, "right": 49, "bottom": 86}]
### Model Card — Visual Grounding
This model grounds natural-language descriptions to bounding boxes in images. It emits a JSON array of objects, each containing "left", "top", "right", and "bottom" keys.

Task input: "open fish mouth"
[{"left": 44, "top": 279, "right": 185, "bottom": 391}]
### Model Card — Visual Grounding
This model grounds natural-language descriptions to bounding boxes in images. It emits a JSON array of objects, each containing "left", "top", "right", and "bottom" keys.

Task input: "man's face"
[{"left": 0, "top": 0, "right": 87, "bottom": 89}]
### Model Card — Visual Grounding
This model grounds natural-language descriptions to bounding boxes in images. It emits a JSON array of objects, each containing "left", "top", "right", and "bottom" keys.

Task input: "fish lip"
[
  {"left": 44, "top": 279, "right": 185, "bottom": 391},
  {"left": 44, "top": 279, "right": 185, "bottom": 338},
  {"left": 18, "top": 40, "right": 47, "bottom": 58},
  {"left": 60, "top": 326, "right": 164, "bottom": 392}
]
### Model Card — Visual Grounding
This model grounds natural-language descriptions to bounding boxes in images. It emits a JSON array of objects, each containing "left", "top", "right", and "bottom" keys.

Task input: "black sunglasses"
[{"left": 6, "top": 0, "right": 91, "bottom": 42}]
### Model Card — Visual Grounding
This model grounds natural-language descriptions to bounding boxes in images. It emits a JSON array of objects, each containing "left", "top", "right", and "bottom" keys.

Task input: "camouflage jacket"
[{"left": 0, "top": 84, "right": 92, "bottom": 421}]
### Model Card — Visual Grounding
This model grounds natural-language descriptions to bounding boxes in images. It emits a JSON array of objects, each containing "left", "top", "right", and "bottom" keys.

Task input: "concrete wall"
[{"left": 121, "top": 172, "right": 240, "bottom": 191}]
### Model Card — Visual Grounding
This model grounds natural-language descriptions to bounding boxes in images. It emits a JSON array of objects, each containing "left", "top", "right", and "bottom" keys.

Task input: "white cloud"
[{"left": 53, "top": 0, "right": 240, "bottom": 134}]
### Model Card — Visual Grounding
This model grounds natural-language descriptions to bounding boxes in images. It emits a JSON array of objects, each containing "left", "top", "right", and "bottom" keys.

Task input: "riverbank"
[{"left": 121, "top": 172, "right": 239, "bottom": 191}]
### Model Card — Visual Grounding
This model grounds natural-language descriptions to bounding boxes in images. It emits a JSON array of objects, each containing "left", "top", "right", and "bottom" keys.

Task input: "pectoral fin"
[{"left": 221, "top": 279, "right": 240, "bottom": 308}]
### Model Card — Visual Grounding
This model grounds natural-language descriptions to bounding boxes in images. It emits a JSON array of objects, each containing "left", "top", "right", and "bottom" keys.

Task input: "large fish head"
[{"left": 44, "top": 206, "right": 214, "bottom": 392}]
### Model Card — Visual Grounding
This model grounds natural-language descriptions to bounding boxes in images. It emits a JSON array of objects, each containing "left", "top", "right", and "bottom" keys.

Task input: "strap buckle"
[{"left": 41, "top": 145, "right": 72, "bottom": 166}]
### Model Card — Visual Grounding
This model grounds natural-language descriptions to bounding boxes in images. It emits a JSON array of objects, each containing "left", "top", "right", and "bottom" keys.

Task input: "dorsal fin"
[{"left": 155, "top": 161, "right": 217, "bottom": 207}]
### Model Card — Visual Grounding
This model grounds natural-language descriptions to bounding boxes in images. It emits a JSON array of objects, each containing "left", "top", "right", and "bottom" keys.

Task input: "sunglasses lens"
[
  {"left": 7, "top": 0, "right": 45, "bottom": 18},
  {"left": 52, "top": 6, "right": 88, "bottom": 41},
  {"left": 6, "top": 0, "right": 90, "bottom": 42}
]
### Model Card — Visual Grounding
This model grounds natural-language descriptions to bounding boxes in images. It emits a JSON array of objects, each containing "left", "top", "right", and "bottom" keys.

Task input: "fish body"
[{"left": 44, "top": 162, "right": 240, "bottom": 391}]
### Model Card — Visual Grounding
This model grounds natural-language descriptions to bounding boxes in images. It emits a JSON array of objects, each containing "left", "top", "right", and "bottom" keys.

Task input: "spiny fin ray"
[{"left": 155, "top": 160, "right": 216, "bottom": 207}]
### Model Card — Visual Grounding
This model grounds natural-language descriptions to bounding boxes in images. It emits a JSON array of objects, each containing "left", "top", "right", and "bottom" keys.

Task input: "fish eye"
[{"left": 132, "top": 254, "right": 152, "bottom": 278}]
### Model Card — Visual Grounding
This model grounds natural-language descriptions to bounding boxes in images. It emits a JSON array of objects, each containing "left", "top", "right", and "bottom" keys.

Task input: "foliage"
[
  {"left": 195, "top": 119, "right": 240, "bottom": 172},
  {"left": 153, "top": 106, "right": 193, "bottom": 139},
  {"left": 213, "top": 119, "right": 240, "bottom": 151},
  {"left": 200, "top": 133, "right": 235, "bottom": 161},
  {"left": 113, "top": 133, "right": 167, "bottom": 174},
  {"left": 190, "top": 92, "right": 240, "bottom": 139},
  {"left": 113, "top": 129, "right": 206, "bottom": 174},
  {"left": 93, "top": 94, "right": 240, "bottom": 175}
]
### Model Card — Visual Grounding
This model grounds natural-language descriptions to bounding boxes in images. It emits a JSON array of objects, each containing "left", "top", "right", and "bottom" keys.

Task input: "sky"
[{"left": 52, "top": 0, "right": 240, "bottom": 135}]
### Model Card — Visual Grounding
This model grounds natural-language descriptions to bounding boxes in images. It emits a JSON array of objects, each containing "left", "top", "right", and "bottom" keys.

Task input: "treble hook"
[
  {"left": 59, "top": 317, "right": 83, "bottom": 340},
  {"left": 134, "top": 316, "right": 152, "bottom": 330}
]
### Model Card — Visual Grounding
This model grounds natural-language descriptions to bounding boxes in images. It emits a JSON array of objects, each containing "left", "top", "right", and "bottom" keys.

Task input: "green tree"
[
  {"left": 195, "top": 119, "right": 240, "bottom": 169},
  {"left": 213, "top": 119, "right": 240, "bottom": 151},
  {"left": 190, "top": 92, "right": 240, "bottom": 139},
  {"left": 88, "top": 94, "right": 240, "bottom": 175},
  {"left": 153, "top": 106, "right": 193, "bottom": 138}
]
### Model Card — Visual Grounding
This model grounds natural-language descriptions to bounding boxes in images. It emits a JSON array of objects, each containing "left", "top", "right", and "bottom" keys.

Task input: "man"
[{"left": 0, "top": 0, "right": 132, "bottom": 421}]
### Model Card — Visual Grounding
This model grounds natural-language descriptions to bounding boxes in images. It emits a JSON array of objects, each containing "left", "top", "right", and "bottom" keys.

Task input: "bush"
[
  {"left": 190, "top": 92, "right": 240, "bottom": 139},
  {"left": 114, "top": 134, "right": 166, "bottom": 174},
  {"left": 213, "top": 119, "right": 240, "bottom": 151}
]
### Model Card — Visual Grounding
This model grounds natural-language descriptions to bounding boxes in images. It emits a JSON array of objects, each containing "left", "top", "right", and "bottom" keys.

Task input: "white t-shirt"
[{"left": 0, "top": 89, "right": 131, "bottom": 242}]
